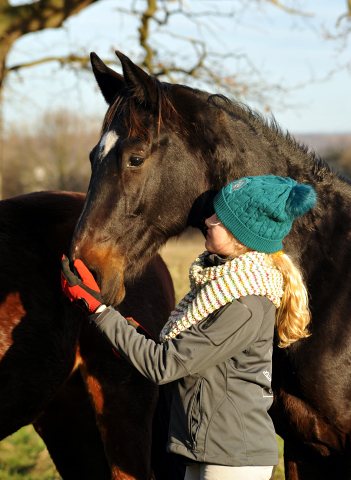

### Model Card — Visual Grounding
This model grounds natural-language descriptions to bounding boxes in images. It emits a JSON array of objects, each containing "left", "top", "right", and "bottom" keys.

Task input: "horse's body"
[
  {"left": 0, "top": 190, "right": 177, "bottom": 480},
  {"left": 71, "top": 51, "right": 351, "bottom": 479}
]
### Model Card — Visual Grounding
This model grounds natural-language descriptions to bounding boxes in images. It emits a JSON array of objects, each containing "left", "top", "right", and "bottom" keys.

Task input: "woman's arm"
[
  {"left": 88, "top": 297, "right": 261, "bottom": 385},
  {"left": 89, "top": 307, "right": 191, "bottom": 384},
  {"left": 61, "top": 255, "right": 265, "bottom": 385}
]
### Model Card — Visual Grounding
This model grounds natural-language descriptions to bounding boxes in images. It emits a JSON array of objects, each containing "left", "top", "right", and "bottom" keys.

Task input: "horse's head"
[{"left": 71, "top": 51, "right": 225, "bottom": 306}]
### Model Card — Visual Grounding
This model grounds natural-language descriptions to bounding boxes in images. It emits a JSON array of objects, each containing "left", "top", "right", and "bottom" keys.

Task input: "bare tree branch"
[
  {"left": 139, "top": 0, "right": 158, "bottom": 72},
  {"left": 336, "top": 0, "right": 351, "bottom": 27},
  {"left": 0, "top": 0, "right": 99, "bottom": 89},
  {"left": 266, "top": 0, "right": 313, "bottom": 17},
  {"left": 2, "top": 0, "right": 99, "bottom": 36},
  {"left": 6, "top": 54, "right": 92, "bottom": 74}
]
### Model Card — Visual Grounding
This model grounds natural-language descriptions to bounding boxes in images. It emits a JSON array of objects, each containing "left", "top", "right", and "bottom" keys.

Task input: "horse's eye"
[{"left": 127, "top": 156, "right": 145, "bottom": 168}]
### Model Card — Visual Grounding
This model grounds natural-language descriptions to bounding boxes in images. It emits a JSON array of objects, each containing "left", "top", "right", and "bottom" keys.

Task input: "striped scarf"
[{"left": 159, "top": 250, "right": 284, "bottom": 343}]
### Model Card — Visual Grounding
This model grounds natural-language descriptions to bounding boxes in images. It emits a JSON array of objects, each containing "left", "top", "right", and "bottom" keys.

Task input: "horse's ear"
[
  {"left": 115, "top": 50, "right": 158, "bottom": 107},
  {"left": 90, "top": 52, "right": 126, "bottom": 105}
]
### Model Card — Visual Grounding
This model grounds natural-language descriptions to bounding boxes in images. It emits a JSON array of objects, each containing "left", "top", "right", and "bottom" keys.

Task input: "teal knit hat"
[{"left": 213, "top": 175, "right": 317, "bottom": 253}]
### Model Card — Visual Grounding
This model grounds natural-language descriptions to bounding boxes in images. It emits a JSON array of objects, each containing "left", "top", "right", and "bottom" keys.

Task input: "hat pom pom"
[{"left": 286, "top": 184, "right": 317, "bottom": 217}]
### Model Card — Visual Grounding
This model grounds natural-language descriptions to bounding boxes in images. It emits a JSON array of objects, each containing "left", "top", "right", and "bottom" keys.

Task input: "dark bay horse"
[
  {"left": 71, "top": 50, "right": 351, "bottom": 480},
  {"left": 0, "top": 190, "right": 177, "bottom": 480}
]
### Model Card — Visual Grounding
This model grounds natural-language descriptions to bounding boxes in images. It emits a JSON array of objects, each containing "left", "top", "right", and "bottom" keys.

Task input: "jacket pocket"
[
  {"left": 206, "top": 396, "right": 248, "bottom": 458},
  {"left": 188, "top": 377, "right": 204, "bottom": 449}
]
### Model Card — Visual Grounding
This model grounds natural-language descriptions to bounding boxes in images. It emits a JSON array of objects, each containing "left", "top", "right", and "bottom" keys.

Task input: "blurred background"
[
  {"left": 0, "top": 0, "right": 350, "bottom": 200},
  {"left": 0, "top": 0, "right": 350, "bottom": 478}
]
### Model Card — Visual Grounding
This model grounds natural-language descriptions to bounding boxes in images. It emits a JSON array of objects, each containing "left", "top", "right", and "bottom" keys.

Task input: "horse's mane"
[
  {"left": 208, "top": 93, "right": 310, "bottom": 156},
  {"left": 207, "top": 93, "right": 351, "bottom": 187}
]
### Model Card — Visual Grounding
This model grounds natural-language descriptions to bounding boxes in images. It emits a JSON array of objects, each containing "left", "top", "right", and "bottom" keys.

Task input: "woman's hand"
[{"left": 61, "top": 255, "right": 105, "bottom": 314}]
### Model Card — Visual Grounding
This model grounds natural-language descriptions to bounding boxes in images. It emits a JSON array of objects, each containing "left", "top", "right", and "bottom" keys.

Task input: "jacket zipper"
[{"left": 191, "top": 377, "right": 204, "bottom": 449}]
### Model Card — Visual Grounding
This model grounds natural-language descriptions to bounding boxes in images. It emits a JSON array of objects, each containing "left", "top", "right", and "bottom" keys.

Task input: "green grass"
[
  {"left": 0, "top": 427, "right": 284, "bottom": 479},
  {"left": 0, "top": 235, "right": 285, "bottom": 478},
  {"left": 0, "top": 426, "right": 61, "bottom": 480},
  {"left": 275, "top": 435, "right": 285, "bottom": 479}
]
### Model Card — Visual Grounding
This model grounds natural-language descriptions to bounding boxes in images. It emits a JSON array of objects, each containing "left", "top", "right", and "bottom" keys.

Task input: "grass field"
[
  {"left": 0, "top": 235, "right": 284, "bottom": 479},
  {"left": 0, "top": 425, "right": 61, "bottom": 480}
]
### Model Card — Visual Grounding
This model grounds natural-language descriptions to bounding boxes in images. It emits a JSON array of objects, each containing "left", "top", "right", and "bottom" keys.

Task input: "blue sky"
[{"left": 4, "top": 0, "right": 351, "bottom": 135}]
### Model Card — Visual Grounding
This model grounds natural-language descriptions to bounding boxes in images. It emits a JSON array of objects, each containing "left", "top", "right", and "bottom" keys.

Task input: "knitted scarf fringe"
[{"left": 159, "top": 250, "right": 284, "bottom": 343}]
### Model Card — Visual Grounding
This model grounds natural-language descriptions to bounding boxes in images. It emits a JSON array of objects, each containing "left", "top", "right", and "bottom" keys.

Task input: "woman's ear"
[
  {"left": 232, "top": 237, "right": 245, "bottom": 250},
  {"left": 233, "top": 238, "right": 251, "bottom": 255}
]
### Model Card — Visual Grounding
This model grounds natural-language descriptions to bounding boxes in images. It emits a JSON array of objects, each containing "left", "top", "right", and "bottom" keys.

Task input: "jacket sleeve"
[{"left": 88, "top": 297, "right": 265, "bottom": 385}]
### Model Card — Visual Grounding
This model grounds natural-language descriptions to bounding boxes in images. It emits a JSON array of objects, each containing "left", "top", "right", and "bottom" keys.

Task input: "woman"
[{"left": 61, "top": 175, "right": 317, "bottom": 480}]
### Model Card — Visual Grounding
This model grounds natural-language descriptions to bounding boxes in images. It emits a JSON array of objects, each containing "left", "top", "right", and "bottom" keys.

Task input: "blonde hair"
[
  {"left": 265, "top": 252, "right": 311, "bottom": 348},
  {"left": 221, "top": 227, "right": 311, "bottom": 348}
]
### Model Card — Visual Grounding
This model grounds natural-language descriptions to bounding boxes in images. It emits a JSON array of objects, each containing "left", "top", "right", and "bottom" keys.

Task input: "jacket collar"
[{"left": 206, "top": 253, "right": 234, "bottom": 266}]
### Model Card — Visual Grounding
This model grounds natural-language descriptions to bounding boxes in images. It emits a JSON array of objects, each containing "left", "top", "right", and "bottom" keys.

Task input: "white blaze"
[{"left": 99, "top": 131, "right": 119, "bottom": 161}]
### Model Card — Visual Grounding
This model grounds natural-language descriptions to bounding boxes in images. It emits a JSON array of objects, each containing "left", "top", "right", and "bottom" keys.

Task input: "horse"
[
  {"left": 70, "top": 50, "right": 351, "bottom": 480},
  {"left": 0, "top": 190, "right": 180, "bottom": 480}
]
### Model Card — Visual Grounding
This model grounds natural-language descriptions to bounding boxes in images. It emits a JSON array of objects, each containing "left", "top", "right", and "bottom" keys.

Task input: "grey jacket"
[{"left": 89, "top": 294, "right": 279, "bottom": 467}]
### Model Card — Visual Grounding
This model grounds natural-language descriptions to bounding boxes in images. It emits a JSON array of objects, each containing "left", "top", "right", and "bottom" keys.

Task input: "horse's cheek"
[{"left": 0, "top": 292, "right": 26, "bottom": 359}]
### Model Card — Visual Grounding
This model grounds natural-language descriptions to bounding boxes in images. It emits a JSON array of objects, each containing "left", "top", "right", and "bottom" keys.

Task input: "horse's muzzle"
[{"left": 70, "top": 240, "right": 126, "bottom": 307}]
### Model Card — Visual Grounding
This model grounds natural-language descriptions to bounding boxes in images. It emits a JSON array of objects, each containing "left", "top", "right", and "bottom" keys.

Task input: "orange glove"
[{"left": 61, "top": 255, "right": 103, "bottom": 314}]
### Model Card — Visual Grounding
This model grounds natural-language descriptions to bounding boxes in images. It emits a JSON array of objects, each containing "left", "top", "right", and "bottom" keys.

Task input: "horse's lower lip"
[{"left": 102, "top": 282, "right": 119, "bottom": 307}]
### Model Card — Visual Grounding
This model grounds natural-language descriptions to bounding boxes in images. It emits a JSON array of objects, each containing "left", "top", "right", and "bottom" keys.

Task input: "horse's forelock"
[
  {"left": 101, "top": 95, "right": 125, "bottom": 134},
  {"left": 101, "top": 79, "right": 179, "bottom": 144},
  {"left": 101, "top": 80, "right": 220, "bottom": 147}
]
